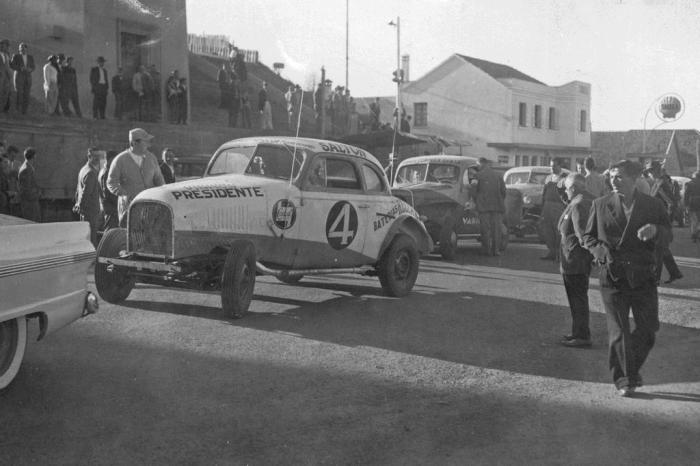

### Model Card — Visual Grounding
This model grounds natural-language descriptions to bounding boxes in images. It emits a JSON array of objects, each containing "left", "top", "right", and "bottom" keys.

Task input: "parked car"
[
  {"left": 391, "top": 155, "right": 520, "bottom": 259},
  {"left": 95, "top": 137, "right": 432, "bottom": 319},
  {"left": 0, "top": 215, "right": 98, "bottom": 389},
  {"left": 503, "top": 165, "right": 570, "bottom": 237}
]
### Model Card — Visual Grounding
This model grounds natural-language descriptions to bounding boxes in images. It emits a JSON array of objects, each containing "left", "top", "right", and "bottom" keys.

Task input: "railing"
[{"left": 187, "top": 34, "right": 258, "bottom": 63}]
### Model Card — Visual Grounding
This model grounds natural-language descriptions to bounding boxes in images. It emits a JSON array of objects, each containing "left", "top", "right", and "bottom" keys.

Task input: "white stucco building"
[{"left": 400, "top": 54, "right": 592, "bottom": 168}]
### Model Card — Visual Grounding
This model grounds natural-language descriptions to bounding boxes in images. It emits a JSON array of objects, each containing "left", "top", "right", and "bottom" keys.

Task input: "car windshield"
[
  {"left": 244, "top": 144, "right": 306, "bottom": 180},
  {"left": 207, "top": 146, "right": 256, "bottom": 176},
  {"left": 506, "top": 171, "right": 549, "bottom": 185},
  {"left": 395, "top": 163, "right": 459, "bottom": 186}
]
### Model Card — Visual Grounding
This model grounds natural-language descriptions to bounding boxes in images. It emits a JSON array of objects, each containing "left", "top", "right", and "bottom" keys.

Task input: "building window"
[
  {"left": 515, "top": 155, "right": 521, "bottom": 166},
  {"left": 498, "top": 155, "right": 509, "bottom": 165},
  {"left": 534, "top": 105, "right": 542, "bottom": 128},
  {"left": 548, "top": 107, "right": 557, "bottom": 130},
  {"left": 531, "top": 156, "right": 539, "bottom": 166},
  {"left": 522, "top": 155, "right": 529, "bottom": 166},
  {"left": 579, "top": 110, "right": 587, "bottom": 132},
  {"left": 519, "top": 103, "right": 527, "bottom": 126},
  {"left": 542, "top": 155, "right": 551, "bottom": 166},
  {"left": 414, "top": 103, "right": 427, "bottom": 127}
]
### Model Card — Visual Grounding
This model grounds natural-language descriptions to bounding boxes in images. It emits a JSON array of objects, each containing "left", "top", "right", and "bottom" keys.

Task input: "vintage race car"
[
  {"left": 503, "top": 165, "right": 570, "bottom": 237},
  {"left": 0, "top": 214, "right": 98, "bottom": 389},
  {"left": 391, "top": 155, "right": 520, "bottom": 259},
  {"left": 95, "top": 137, "right": 432, "bottom": 318}
]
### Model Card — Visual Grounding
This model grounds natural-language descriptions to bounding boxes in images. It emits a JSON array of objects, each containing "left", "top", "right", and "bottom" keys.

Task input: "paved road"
[{"left": 1, "top": 230, "right": 699, "bottom": 465}]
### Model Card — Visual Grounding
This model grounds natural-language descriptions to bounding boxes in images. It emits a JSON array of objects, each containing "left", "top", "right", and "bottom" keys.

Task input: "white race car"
[{"left": 95, "top": 137, "right": 433, "bottom": 318}]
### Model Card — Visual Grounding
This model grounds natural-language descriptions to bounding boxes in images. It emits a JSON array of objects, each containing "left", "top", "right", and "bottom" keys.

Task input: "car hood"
[
  {"left": 392, "top": 182, "right": 458, "bottom": 204},
  {"left": 134, "top": 174, "right": 290, "bottom": 204}
]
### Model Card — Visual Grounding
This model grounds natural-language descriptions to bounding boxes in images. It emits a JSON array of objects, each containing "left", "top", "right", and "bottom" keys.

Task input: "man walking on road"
[
  {"left": 558, "top": 173, "right": 595, "bottom": 348},
  {"left": 106, "top": 128, "right": 164, "bottom": 227},
  {"left": 474, "top": 157, "right": 506, "bottom": 256},
  {"left": 684, "top": 171, "right": 700, "bottom": 242},
  {"left": 582, "top": 160, "right": 671, "bottom": 397},
  {"left": 540, "top": 158, "right": 567, "bottom": 260}
]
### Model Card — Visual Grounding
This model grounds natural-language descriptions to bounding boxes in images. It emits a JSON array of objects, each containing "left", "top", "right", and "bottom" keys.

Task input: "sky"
[{"left": 187, "top": 0, "right": 700, "bottom": 132}]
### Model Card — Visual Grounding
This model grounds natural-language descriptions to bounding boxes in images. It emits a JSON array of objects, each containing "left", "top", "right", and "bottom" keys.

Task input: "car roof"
[
  {"left": 396, "top": 154, "right": 480, "bottom": 166},
  {"left": 215, "top": 137, "right": 382, "bottom": 168}
]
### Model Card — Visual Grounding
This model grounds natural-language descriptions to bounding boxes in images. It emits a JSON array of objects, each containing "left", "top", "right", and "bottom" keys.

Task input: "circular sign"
[
  {"left": 325, "top": 201, "right": 358, "bottom": 249},
  {"left": 654, "top": 93, "right": 685, "bottom": 122},
  {"left": 272, "top": 199, "right": 296, "bottom": 230}
]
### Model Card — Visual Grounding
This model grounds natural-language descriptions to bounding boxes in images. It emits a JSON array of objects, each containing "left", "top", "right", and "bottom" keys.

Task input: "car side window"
[{"left": 361, "top": 164, "right": 387, "bottom": 193}]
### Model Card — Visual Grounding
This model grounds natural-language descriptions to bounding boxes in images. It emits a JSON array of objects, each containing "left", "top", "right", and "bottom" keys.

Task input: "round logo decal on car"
[
  {"left": 272, "top": 199, "right": 297, "bottom": 229},
  {"left": 326, "top": 201, "right": 358, "bottom": 249}
]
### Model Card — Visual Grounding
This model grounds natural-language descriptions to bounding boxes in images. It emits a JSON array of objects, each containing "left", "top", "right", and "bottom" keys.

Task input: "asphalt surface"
[{"left": 1, "top": 228, "right": 699, "bottom": 465}]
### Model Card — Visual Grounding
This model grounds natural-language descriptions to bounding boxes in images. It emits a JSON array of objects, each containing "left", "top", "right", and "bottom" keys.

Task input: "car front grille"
[{"left": 128, "top": 201, "right": 173, "bottom": 257}]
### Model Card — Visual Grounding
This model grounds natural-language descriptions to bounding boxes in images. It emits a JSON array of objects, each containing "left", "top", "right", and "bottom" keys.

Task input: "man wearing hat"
[
  {"left": 89, "top": 56, "right": 109, "bottom": 119},
  {"left": 106, "top": 128, "right": 165, "bottom": 227},
  {"left": 0, "top": 39, "right": 12, "bottom": 114},
  {"left": 10, "top": 42, "right": 35, "bottom": 114}
]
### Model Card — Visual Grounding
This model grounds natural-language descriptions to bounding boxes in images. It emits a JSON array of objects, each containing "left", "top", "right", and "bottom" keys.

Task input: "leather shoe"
[
  {"left": 617, "top": 386, "right": 636, "bottom": 397},
  {"left": 665, "top": 274, "right": 683, "bottom": 284},
  {"left": 560, "top": 337, "right": 592, "bottom": 348}
]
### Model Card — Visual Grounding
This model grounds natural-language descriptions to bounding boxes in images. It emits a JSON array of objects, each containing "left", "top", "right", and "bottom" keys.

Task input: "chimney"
[{"left": 401, "top": 54, "right": 410, "bottom": 82}]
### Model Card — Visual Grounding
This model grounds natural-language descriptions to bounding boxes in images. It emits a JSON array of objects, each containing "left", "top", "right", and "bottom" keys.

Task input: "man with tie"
[
  {"left": 89, "top": 56, "right": 109, "bottom": 119},
  {"left": 582, "top": 160, "right": 671, "bottom": 397},
  {"left": 10, "top": 42, "right": 35, "bottom": 115}
]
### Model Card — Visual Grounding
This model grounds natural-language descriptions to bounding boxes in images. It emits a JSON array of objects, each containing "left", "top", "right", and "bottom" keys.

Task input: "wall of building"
[
  {"left": 400, "top": 56, "right": 510, "bottom": 159},
  {"left": 507, "top": 79, "right": 591, "bottom": 148}
]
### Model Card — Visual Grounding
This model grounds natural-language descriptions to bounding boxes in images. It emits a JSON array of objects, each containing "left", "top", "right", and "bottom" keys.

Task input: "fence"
[{"left": 187, "top": 33, "right": 258, "bottom": 63}]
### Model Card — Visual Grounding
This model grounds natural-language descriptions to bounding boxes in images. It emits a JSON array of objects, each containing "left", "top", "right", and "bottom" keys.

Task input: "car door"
[
  {"left": 359, "top": 161, "right": 397, "bottom": 262},
  {"left": 296, "top": 155, "right": 369, "bottom": 268}
]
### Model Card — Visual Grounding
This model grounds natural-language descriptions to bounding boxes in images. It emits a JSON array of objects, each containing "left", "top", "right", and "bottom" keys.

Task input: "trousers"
[
  {"left": 478, "top": 211, "right": 503, "bottom": 255},
  {"left": 562, "top": 273, "right": 591, "bottom": 339},
  {"left": 600, "top": 285, "right": 659, "bottom": 389}
]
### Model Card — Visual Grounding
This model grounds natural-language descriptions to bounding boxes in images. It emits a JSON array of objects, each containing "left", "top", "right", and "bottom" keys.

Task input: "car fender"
[{"left": 378, "top": 214, "right": 433, "bottom": 258}]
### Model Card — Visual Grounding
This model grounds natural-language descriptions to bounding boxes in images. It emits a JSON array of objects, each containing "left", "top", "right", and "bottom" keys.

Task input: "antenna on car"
[{"left": 288, "top": 89, "right": 305, "bottom": 187}]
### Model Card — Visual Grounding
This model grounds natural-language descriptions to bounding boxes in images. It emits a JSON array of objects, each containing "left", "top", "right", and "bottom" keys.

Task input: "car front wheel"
[
  {"left": 439, "top": 222, "right": 458, "bottom": 260},
  {"left": 0, "top": 317, "right": 27, "bottom": 390},
  {"left": 95, "top": 228, "right": 135, "bottom": 304},
  {"left": 221, "top": 240, "right": 256, "bottom": 319},
  {"left": 378, "top": 234, "right": 419, "bottom": 297}
]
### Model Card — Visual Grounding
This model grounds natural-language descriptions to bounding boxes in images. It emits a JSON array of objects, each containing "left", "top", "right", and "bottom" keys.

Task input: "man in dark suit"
[
  {"left": 558, "top": 173, "right": 595, "bottom": 348},
  {"left": 10, "top": 42, "right": 35, "bottom": 114},
  {"left": 582, "top": 160, "right": 672, "bottom": 397},
  {"left": 73, "top": 147, "right": 101, "bottom": 246},
  {"left": 89, "top": 56, "right": 109, "bottom": 119},
  {"left": 158, "top": 148, "right": 176, "bottom": 184},
  {"left": 17, "top": 147, "right": 41, "bottom": 221}
]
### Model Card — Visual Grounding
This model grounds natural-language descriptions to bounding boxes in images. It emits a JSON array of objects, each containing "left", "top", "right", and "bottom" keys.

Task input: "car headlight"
[{"left": 522, "top": 195, "right": 531, "bottom": 205}]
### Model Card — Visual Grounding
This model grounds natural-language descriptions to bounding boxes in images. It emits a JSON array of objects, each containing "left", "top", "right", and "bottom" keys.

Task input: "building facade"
[{"left": 398, "top": 54, "right": 591, "bottom": 168}]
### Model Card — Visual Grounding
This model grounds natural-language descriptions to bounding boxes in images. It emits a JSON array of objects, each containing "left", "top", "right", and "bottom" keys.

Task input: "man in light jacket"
[{"left": 106, "top": 128, "right": 164, "bottom": 227}]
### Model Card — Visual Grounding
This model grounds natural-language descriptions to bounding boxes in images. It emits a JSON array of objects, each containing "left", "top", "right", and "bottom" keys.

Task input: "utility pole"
[
  {"left": 345, "top": 0, "right": 349, "bottom": 90},
  {"left": 320, "top": 67, "right": 327, "bottom": 138},
  {"left": 696, "top": 137, "right": 699, "bottom": 172}
]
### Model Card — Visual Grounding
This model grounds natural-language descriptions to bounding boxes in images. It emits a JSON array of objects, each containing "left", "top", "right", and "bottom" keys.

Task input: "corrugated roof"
[{"left": 456, "top": 54, "right": 545, "bottom": 85}]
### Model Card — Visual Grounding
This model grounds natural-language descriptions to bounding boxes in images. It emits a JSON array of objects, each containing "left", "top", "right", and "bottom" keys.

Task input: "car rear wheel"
[
  {"left": 0, "top": 317, "right": 27, "bottom": 390},
  {"left": 221, "top": 241, "right": 256, "bottom": 319},
  {"left": 378, "top": 235, "right": 419, "bottom": 297},
  {"left": 95, "top": 228, "right": 135, "bottom": 304},
  {"left": 438, "top": 223, "right": 458, "bottom": 260}
]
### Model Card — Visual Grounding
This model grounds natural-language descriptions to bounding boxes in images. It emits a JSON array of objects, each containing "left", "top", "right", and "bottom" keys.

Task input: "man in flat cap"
[
  {"left": 89, "top": 56, "right": 109, "bottom": 119},
  {"left": 106, "top": 128, "right": 164, "bottom": 226}
]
